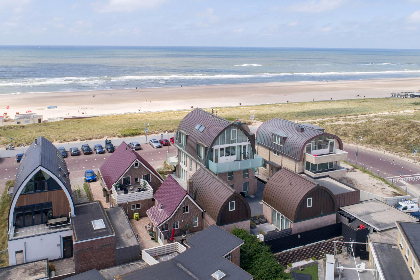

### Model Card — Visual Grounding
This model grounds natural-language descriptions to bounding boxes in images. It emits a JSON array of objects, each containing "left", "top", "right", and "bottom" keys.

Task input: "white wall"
[{"left": 8, "top": 229, "right": 73, "bottom": 266}]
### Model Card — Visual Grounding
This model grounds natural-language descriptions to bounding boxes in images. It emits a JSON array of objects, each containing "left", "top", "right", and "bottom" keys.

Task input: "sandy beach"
[{"left": 1, "top": 78, "right": 419, "bottom": 120}]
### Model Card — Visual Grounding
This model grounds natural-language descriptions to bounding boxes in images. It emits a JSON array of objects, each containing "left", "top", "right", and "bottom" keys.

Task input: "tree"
[{"left": 231, "top": 228, "right": 291, "bottom": 280}]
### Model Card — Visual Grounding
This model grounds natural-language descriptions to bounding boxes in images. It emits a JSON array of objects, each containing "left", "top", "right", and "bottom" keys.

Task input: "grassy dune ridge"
[{"left": 1, "top": 98, "right": 419, "bottom": 156}]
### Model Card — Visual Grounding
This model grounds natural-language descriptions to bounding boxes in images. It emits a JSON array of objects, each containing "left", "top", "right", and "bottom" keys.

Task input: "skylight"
[
  {"left": 198, "top": 125, "right": 205, "bottom": 132},
  {"left": 195, "top": 124, "right": 202, "bottom": 130},
  {"left": 211, "top": 270, "right": 226, "bottom": 280},
  {"left": 92, "top": 219, "right": 106, "bottom": 230}
]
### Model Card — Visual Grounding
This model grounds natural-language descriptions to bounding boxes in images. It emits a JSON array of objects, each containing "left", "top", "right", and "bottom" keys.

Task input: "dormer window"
[
  {"left": 197, "top": 144, "right": 205, "bottom": 160},
  {"left": 134, "top": 161, "right": 139, "bottom": 168},
  {"left": 273, "top": 134, "right": 285, "bottom": 146}
]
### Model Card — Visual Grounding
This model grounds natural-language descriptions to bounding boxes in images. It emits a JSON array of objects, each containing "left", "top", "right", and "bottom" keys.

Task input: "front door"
[{"left": 62, "top": 236, "right": 73, "bottom": 259}]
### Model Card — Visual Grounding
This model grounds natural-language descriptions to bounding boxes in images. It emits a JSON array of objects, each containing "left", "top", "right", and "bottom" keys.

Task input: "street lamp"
[
  {"left": 166, "top": 131, "right": 169, "bottom": 153},
  {"left": 356, "top": 136, "right": 363, "bottom": 166},
  {"left": 144, "top": 123, "right": 150, "bottom": 142}
]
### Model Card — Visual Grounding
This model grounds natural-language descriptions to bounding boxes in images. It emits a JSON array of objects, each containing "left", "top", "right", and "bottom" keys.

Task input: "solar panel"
[{"left": 199, "top": 125, "right": 205, "bottom": 132}]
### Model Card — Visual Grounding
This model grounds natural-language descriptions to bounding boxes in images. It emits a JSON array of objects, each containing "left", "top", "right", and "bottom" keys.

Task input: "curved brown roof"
[
  {"left": 177, "top": 109, "right": 256, "bottom": 162},
  {"left": 262, "top": 168, "right": 336, "bottom": 222},
  {"left": 191, "top": 168, "right": 251, "bottom": 225},
  {"left": 256, "top": 118, "right": 343, "bottom": 161}
]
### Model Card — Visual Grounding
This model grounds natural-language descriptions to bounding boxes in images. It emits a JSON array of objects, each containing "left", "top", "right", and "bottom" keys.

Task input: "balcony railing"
[
  {"left": 208, "top": 154, "right": 264, "bottom": 174},
  {"left": 142, "top": 242, "right": 186, "bottom": 266},
  {"left": 304, "top": 165, "right": 347, "bottom": 178},
  {"left": 305, "top": 149, "right": 348, "bottom": 165},
  {"left": 111, "top": 180, "right": 154, "bottom": 204}
]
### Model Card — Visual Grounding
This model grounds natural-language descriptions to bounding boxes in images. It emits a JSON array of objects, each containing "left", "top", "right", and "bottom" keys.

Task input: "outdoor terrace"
[
  {"left": 9, "top": 222, "right": 72, "bottom": 240},
  {"left": 305, "top": 149, "right": 348, "bottom": 165},
  {"left": 304, "top": 165, "right": 347, "bottom": 178},
  {"left": 111, "top": 179, "right": 153, "bottom": 204},
  {"left": 208, "top": 154, "right": 264, "bottom": 174},
  {"left": 142, "top": 242, "right": 187, "bottom": 266}
]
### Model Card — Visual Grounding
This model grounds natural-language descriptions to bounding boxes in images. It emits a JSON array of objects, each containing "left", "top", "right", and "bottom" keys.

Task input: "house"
[
  {"left": 262, "top": 168, "right": 337, "bottom": 234},
  {"left": 99, "top": 141, "right": 163, "bottom": 218},
  {"left": 256, "top": 118, "right": 347, "bottom": 179},
  {"left": 146, "top": 175, "right": 203, "bottom": 244},
  {"left": 190, "top": 167, "right": 251, "bottom": 232},
  {"left": 119, "top": 225, "right": 253, "bottom": 280},
  {"left": 8, "top": 136, "right": 74, "bottom": 266},
  {"left": 175, "top": 108, "right": 263, "bottom": 196},
  {"left": 0, "top": 113, "right": 43, "bottom": 126},
  {"left": 395, "top": 221, "right": 420, "bottom": 279}
]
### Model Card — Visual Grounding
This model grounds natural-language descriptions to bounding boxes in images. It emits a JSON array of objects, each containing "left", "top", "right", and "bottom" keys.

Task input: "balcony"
[
  {"left": 304, "top": 165, "right": 347, "bottom": 179},
  {"left": 208, "top": 154, "right": 264, "bottom": 174},
  {"left": 166, "top": 153, "right": 178, "bottom": 166},
  {"left": 305, "top": 149, "right": 348, "bottom": 165},
  {"left": 142, "top": 242, "right": 187, "bottom": 266},
  {"left": 111, "top": 180, "right": 154, "bottom": 204},
  {"left": 9, "top": 222, "right": 72, "bottom": 240}
]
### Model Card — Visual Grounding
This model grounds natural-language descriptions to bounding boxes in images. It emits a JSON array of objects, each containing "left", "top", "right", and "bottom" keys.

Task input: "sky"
[{"left": 1, "top": 0, "right": 420, "bottom": 49}]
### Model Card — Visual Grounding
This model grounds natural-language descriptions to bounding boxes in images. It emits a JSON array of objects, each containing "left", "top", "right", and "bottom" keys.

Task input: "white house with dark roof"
[
  {"left": 8, "top": 136, "right": 74, "bottom": 266},
  {"left": 256, "top": 118, "right": 348, "bottom": 180}
]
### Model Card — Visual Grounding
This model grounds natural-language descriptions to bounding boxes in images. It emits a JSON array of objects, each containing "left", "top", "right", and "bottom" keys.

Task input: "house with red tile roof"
[
  {"left": 99, "top": 142, "right": 164, "bottom": 218},
  {"left": 147, "top": 175, "right": 203, "bottom": 244}
]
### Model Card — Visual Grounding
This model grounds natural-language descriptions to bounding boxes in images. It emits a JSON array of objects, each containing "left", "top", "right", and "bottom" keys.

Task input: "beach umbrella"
[
  {"left": 170, "top": 228, "right": 175, "bottom": 241},
  {"left": 6, "top": 105, "right": 9, "bottom": 109}
]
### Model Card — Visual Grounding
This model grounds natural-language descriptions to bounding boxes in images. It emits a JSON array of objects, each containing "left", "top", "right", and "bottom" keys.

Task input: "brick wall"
[
  {"left": 73, "top": 236, "right": 116, "bottom": 274},
  {"left": 119, "top": 198, "right": 155, "bottom": 219},
  {"left": 230, "top": 247, "right": 241, "bottom": 267},
  {"left": 158, "top": 197, "right": 203, "bottom": 239},
  {"left": 292, "top": 214, "right": 336, "bottom": 234},
  {"left": 263, "top": 202, "right": 272, "bottom": 224},
  {"left": 118, "top": 162, "right": 162, "bottom": 193},
  {"left": 257, "top": 146, "right": 304, "bottom": 176},
  {"left": 203, "top": 212, "right": 216, "bottom": 229},
  {"left": 217, "top": 169, "right": 257, "bottom": 195},
  {"left": 220, "top": 219, "right": 250, "bottom": 233},
  {"left": 275, "top": 236, "right": 343, "bottom": 266}
]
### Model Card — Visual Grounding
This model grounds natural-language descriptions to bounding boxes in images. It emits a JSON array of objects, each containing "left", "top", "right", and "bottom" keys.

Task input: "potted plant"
[
  {"left": 102, "top": 187, "right": 107, "bottom": 197},
  {"left": 185, "top": 224, "right": 191, "bottom": 235},
  {"left": 105, "top": 193, "right": 109, "bottom": 203}
]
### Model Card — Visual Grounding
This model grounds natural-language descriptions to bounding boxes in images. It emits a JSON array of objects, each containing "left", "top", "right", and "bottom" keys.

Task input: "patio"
[
  {"left": 130, "top": 217, "right": 159, "bottom": 250},
  {"left": 90, "top": 180, "right": 110, "bottom": 208}
]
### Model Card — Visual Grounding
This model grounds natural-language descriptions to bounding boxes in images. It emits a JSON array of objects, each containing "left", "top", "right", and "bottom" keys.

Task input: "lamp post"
[
  {"left": 144, "top": 123, "right": 150, "bottom": 142},
  {"left": 166, "top": 131, "right": 169, "bottom": 153},
  {"left": 356, "top": 136, "right": 363, "bottom": 166}
]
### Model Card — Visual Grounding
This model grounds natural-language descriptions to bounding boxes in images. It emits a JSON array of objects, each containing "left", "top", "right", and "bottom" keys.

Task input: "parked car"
[
  {"left": 149, "top": 139, "right": 162, "bottom": 148},
  {"left": 159, "top": 139, "right": 170, "bottom": 146},
  {"left": 70, "top": 147, "right": 81, "bottom": 156},
  {"left": 81, "top": 144, "right": 92, "bottom": 155},
  {"left": 16, "top": 153, "right": 23, "bottom": 163},
  {"left": 128, "top": 142, "right": 141, "bottom": 150},
  {"left": 105, "top": 143, "right": 115, "bottom": 153},
  {"left": 6, "top": 144, "right": 15, "bottom": 150},
  {"left": 58, "top": 147, "right": 67, "bottom": 158},
  {"left": 105, "top": 139, "right": 112, "bottom": 146},
  {"left": 84, "top": 169, "right": 97, "bottom": 182},
  {"left": 170, "top": 137, "right": 175, "bottom": 144},
  {"left": 94, "top": 144, "right": 105, "bottom": 154}
]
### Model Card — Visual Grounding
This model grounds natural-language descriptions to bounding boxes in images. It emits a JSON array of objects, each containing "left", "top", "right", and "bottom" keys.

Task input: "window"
[
  {"left": 173, "top": 221, "right": 179, "bottom": 229},
  {"left": 231, "top": 129, "right": 237, "bottom": 140},
  {"left": 227, "top": 171, "right": 234, "bottom": 181},
  {"left": 162, "top": 223, "right": 169, "bottom": 231},
  {"left": 189, "top": 157, "right": 192, "bottom": 171},
  {"left": 229, "top": 184, "right": 234, "bottom": 189},
  {"left": 242, "top": 182, "right": 249, "bottom": 194},
  {"left": 273, "top": 150, "right": 280, "bottom": 156},
  {"left": 400, "top": 238, "right": 404, "bottom": 249},
  {"left": 143, "top": 174, "right": 151, "bottom": 182},
  {"left": 229, "top": 201, "right": 235, "bottom": 211},
  {"left": 193, "top": 217, "right": 199, "bottom": 227},
  {"left": 220, "top": 148, "right": 225, "bottom": 157},
  {"left": 273, "top": 135, "right": 285, "bottom": 146},
  {"left": 225, "top": 252, "right": 232, "bottom": 261},
  {"left": 134, "top": 161, "right": 139, "bottom": 168},
  {"left": 261, "top": 159, "right": 267, "bottom": 170},
  {"left": 122, "top": 176, "right": 131, "bottom": 185},
  {"left": 406, "top": 247, "right": 409, "bottom": 261},
  {"left": 131, "top": 204, "right": 141, "bottom": 210},
  {"left": 243, "top": 169, "right": 249, "bottom": 178},
  {"left": 183, "top": 205, "right": 189, "bottom": 213},
  {"left": 412, "top": 257, "right": 416, "bottom": 274},
  {"left": 135, "top": 177, "right": 140, "bottom": 183},
  {"left": 177, "top": 132, "right": 187, "bottom": 147},
  {"left": 197, "top": 144, "right": 205, "bottom": 160},
  {"left": 307, "top": 197, "right": 312, "bottom": 208}
]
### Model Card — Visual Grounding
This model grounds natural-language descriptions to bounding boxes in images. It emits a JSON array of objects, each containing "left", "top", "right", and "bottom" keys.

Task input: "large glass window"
[
  {"left": 272, "top": 209, "right": 291, "bottom": 231},
  {"left": 14, "top": 202, "right": 53, "bottom": 228},
  {"left": 309, "top": 135, "right": 334, "bottom": 151},
  {"left": 306, "top": 162, "right": 334, "bottom": 173},
  {"left": 21, "top": 170, "right": 61, "bottom": 194}
]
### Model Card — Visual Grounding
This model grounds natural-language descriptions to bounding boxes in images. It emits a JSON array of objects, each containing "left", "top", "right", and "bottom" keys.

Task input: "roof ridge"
[{"left": 195, "top": 108, "right": 232, "bottom": 124}]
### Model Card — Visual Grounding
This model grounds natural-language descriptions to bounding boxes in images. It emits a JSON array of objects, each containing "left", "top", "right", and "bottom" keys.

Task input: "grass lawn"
[
  {"left": 1, "top": 97, "right": 420, "bottom": 157},
  {"left": 292, "top": 264, "right": 319, "bottom": 280},
  {"left": 0, "top": 181, "right": 13, "bottom": 267}
]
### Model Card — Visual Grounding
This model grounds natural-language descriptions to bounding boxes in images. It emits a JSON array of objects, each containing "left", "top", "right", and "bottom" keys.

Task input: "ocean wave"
[
  {"left": 234, "top": 64, "right": 262, "bottom": 67},
  {"left": 361, "top": 62, "right": 396, "bottom": 65},
  {"left": 1, "top": 69, "right": 420, "bottom": 87}
]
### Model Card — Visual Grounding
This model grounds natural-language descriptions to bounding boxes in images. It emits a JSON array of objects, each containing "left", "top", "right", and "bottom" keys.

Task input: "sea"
[{"left": 1, "top": 46, "right": 420, "bottom": 95}]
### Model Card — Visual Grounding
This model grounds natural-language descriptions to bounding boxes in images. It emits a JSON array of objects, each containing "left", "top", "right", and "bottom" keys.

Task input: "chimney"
[{"left": 187, "top": 179, "right": 194, "bottom": 196}]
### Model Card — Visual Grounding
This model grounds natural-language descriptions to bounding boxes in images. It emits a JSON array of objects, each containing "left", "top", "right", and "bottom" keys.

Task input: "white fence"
[
  {"left": 360, "top": 190, "right": 411, "bottom": 207},
  {"left": 111, "top": 181, "right": 153, "bottom": 204},
  {"left": 142, "top": 242, "right": 186, "bottom": 266}
]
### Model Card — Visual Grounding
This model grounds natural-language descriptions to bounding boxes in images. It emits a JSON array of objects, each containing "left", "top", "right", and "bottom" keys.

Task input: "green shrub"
[{"left": 83, "top": 182, "right": 93, "bottom": 202}]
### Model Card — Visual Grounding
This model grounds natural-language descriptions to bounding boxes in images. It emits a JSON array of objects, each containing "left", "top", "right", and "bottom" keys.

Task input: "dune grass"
[
  {"left": 0, "top": 180, "right": 13, "bottom": 267},
  {"left": 1, "top": 98, "right": 420, "bottom": 157}
]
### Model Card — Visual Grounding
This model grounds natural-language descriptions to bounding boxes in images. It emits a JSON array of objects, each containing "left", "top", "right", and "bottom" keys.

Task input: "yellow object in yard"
[{"left": 133, "top": 212, "right": 139, "bottom": 221}]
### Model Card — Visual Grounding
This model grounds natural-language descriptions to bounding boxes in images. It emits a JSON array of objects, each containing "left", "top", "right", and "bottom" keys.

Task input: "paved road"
[
  {"left": 0, "top": 143, "right": 177, "bottom": 194},
  {"left": 344, "top": 144, "right": 420, "bottom": 196}
]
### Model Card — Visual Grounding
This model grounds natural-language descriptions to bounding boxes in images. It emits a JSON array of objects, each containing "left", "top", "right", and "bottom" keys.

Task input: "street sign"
[
  {"left": 415, "top": 149, "right": 418, "bottom": 154},
  {"left": 145, "top": 129, "right": 148, "bottom": 133}
]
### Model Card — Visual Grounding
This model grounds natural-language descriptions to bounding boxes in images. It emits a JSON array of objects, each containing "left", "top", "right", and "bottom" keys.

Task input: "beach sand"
[{"left": 1, "top": 78, "right": 419, "bottom": 119}]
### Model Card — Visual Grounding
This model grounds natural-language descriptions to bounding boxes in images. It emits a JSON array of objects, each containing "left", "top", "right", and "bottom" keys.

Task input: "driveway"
[{"left": 246, "top": 179, "right": 266, "bottom": 216}]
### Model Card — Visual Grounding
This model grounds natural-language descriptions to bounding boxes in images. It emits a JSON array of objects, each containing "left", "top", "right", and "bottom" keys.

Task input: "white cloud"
[
  {"left": 289, "top": 0, "right": 345, "bottom": 13},
  {"left": 195, "top": 8, "right": 219, "bottom": 27},
  {"left": 93, "top": 0, "right": 167, "bottom": 13},
  {"left": 318, "top": 26, "right": 332, "bottom": 32},
  {"left": 288, "top": 21, "right": 299, "bottom": 27},
  {"left": 233, "top": 28, "right": 244, "bottom": 33},
  {"left": 0, "top": 0, "right": 32, "bottom": 12},
  {"left": 407, "top": 10, "right": 420, "bottom": 23}
]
